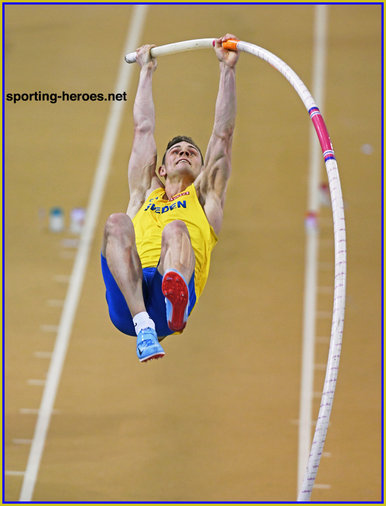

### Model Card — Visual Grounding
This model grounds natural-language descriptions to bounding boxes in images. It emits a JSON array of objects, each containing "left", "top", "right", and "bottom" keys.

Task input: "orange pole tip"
[{"left": 222, "top": 39, "right": 239, "bottom": 51}]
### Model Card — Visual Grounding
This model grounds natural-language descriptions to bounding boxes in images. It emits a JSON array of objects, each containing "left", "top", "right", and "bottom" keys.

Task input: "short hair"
[{"left": 161, "top": 135, "right": 204, "bottom": 165}]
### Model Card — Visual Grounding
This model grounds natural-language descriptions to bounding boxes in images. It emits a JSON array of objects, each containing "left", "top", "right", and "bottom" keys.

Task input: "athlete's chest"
[{"left": 142, "top": 189, "right": 194, "bottom": 216}]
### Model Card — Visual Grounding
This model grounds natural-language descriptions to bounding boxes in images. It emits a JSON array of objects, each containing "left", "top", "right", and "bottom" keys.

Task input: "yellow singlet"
[{"left": 133, "top": 183, "right": 218, "bottom": 302}]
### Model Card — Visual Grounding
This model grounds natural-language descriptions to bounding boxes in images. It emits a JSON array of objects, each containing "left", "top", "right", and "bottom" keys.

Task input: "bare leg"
[
  {"left": 158, "top": 220, "right": 195, "bottom": 281},
  {"left": 102, "top": 213, "right": 146, "bottom": 317}
]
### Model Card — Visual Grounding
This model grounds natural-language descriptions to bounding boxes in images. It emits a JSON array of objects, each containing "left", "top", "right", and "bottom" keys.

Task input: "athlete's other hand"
[
  {"left": 214, "top": 33, "right": 240, "bottom": 68},
  {"left": 136, "top": 44, "right": 157, "bottom": 71}
]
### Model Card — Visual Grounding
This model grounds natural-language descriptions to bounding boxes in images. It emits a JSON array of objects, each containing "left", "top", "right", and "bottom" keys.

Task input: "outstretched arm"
[
  {"left": 198, "top": 34, "right": 239, "bottom": 235},
  {"left": 127, "top": 45, "right": 161, "bottom": 218}
]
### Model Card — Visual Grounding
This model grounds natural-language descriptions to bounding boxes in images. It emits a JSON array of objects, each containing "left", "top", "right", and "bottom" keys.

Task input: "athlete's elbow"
[
  {"left": 213, "top": 124, "right": 234, "bottom": 144},
  {"left": 134, "top": 117, "right": 155, "bottom": 135}
]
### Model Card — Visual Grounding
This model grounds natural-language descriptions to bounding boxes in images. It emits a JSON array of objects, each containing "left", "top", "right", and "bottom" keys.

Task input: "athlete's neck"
[{"left": 163, "top": 178, "right": 192, "bottom": 200}]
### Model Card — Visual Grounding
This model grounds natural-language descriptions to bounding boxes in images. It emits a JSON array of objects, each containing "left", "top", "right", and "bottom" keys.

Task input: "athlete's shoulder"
[
  {"left": 128, "top": 178, "right": 164, "bottom": 218},
  {"left": 145, "top": 185, "right": 164, "bottom": 201},
  {"left": 193, "top": 177, "right": 206, "bottom": 207}
]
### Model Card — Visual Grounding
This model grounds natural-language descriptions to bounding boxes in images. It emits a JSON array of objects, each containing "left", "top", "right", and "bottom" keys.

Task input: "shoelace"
[{"left": 138, "top": 338, "right": 156, "bottom": 348}]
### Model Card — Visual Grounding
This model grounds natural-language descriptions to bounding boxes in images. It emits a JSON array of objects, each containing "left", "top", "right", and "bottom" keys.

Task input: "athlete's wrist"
[{"left": 219, "top": 60, "right": 237, "bottom": 71}]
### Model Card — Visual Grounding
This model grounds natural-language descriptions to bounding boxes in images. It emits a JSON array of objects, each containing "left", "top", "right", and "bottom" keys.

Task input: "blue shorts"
[{"left": 101, "top": 254, "right": 196, "bottom": 337}]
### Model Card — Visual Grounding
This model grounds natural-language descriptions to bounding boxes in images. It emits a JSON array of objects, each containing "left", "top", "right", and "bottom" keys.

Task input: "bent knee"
[
  {"left": 162, "top": 219, "right": 189, "bottom": 238},
  {"left": 103, "top": 213, "right": 135, "bottom": 253},
  {"left": 105, "top": 213, "right": 133, "bottom": 237}
]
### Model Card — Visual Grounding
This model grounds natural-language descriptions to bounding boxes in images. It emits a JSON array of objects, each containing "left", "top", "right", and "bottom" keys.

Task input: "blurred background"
[{"left": 4, "top": 3, "right": 382, "bottom": 502}]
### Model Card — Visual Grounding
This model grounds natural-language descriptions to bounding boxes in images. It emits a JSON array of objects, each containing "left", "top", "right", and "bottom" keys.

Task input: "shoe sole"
[
  {"left": 139, "top": 351, "right": 165, "bottom": 363},
  {"left": 162, "top": 271, "right": 189, "bottom": 332}
]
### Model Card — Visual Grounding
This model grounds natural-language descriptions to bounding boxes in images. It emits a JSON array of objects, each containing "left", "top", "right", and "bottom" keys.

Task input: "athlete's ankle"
[{"left": 133, "top": 311, "right": 155, "bottom": 336}]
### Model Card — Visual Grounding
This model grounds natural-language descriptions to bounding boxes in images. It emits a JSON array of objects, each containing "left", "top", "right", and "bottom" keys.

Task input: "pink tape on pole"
[{"left": 309, "top": 107, "right": 335, "bottom": 161}]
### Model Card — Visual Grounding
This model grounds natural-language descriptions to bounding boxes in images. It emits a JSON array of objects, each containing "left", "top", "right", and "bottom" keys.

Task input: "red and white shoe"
[{"left": 161, "top": 269, "right": 189, "bottom": 332}]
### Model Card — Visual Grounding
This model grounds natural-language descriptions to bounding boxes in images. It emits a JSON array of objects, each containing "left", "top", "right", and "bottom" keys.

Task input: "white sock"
[{"left": 133, "top": 311, "right": 155, "bottom": 336}]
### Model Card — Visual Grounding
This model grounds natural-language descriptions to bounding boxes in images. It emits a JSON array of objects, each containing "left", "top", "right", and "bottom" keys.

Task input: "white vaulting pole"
[
  {"left": 124, "top": 38, "right": 215, "bottom": 63},
  {"left": 18, "top": 6, "right": 149, "bottom": 501},
  {"left": 297, "top": 4, "right": 329, "bottom": 496},
  {"left": 125, "top": 36, "right": 346, "bottom": 501}
]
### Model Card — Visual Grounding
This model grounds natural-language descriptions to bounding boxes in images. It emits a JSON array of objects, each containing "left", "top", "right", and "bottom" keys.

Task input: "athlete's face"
[{"left": 160, "top": 141, "right": 203, "bottom": 180}]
